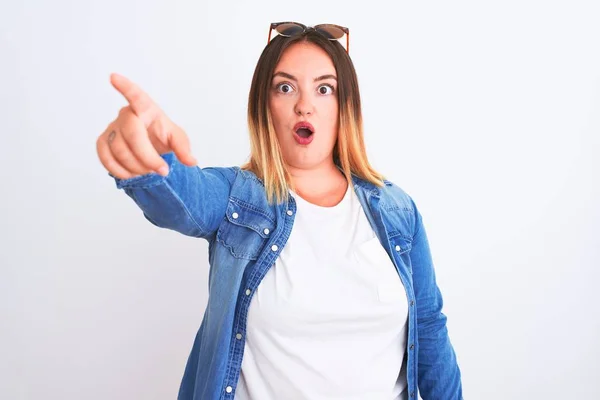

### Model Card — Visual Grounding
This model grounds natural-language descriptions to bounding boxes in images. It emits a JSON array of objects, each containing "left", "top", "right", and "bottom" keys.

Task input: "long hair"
[{"left": 241, "top": 29, "right": 385, "bottom": 204}]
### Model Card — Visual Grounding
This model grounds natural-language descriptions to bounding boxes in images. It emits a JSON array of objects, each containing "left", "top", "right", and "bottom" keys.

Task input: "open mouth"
[
  {"left": 293, "top": 122, "right": 315, "bottom": 144},
  {"left": 295, "top": 127, "right": 313, "bottom": 138}
]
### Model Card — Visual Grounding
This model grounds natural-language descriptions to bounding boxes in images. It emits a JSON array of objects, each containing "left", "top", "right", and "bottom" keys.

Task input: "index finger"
[{"left": 110, "top": 73, "right": 160, "bottom": 127}]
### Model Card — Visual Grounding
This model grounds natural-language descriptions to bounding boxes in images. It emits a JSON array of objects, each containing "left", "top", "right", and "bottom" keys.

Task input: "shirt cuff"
[{"left": 110, "top": 152, "right": 176, "bottom": 189}]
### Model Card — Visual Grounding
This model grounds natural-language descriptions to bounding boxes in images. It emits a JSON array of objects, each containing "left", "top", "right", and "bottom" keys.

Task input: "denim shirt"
[{"left": 113, "top": 152, "right": 462, "bottom": 400}]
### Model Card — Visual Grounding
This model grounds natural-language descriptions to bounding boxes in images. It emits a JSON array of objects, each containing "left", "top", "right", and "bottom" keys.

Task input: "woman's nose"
[{"left": 294, "top": 93, "right": 314, "bottom": 116}]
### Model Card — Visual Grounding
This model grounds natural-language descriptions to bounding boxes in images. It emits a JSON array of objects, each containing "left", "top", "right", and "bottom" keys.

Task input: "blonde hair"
[{"left": 241, "top": 30, "right": 384, "bottom": 204}]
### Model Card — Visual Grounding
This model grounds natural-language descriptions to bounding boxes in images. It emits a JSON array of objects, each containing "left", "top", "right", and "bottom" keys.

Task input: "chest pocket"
[{"left": 216, "top": 198, "right": 275, "bottom": 260}]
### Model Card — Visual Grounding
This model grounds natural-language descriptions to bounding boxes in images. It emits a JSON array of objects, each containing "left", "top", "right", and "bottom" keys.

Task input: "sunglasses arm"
[
  {"left": 347, "top": 31, "right": 350, "bottom": 54},
  {"left": 267, "top": 26, "right": 273, "bottom": 45}
]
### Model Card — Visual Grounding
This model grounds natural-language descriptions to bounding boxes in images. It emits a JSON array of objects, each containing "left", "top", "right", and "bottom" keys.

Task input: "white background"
[{"left": 1, "top": 0, "right": 599, "bottom": 399}]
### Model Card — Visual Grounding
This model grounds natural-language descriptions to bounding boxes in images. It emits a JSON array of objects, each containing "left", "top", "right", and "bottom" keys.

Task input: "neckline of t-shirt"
[{"left": 290, "top": 183, "right": 353, "bottom": 214}]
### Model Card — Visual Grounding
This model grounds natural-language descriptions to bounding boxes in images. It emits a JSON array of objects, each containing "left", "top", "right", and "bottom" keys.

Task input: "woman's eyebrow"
[{"left": 273, "top": 72, "right": 337, "bottom": 82}]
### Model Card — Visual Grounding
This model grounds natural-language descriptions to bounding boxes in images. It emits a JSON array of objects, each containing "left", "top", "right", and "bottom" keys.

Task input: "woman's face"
[{"left": 268, "top": 41, "right": 339, "bottom": 171}]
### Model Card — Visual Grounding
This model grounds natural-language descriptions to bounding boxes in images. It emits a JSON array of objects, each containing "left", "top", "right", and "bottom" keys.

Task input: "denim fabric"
[{"left": 113, "top": 152, "right": 462, "bottom": 400}]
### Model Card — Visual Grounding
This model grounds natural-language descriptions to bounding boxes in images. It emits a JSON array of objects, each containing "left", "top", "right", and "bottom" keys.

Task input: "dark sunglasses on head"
[{"left": 268, "top": 22, "right": 350, "bottom": 54}]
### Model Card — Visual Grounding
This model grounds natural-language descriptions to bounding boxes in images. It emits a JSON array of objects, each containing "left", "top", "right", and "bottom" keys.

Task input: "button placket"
[{"left": 225, "top": 202, "right": 295, "bottom": 397}]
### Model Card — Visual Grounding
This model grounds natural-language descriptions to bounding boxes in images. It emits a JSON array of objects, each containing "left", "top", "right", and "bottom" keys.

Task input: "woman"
[{"left": 97, "top": 22, "right": 462, "bottom": 400}]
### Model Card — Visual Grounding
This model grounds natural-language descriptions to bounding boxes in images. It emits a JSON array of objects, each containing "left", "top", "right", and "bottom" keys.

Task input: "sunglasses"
[{"left": 268, "top": 22, "right": 350, "bottom": 54}]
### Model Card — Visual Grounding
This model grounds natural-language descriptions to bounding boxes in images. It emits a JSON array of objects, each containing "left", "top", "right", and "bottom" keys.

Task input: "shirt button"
[
  {"left": 245, "top": 289, "right": 251, "bottom": 296},
  {"left": 410, "top": 392, "right": 414, "bottom": 398},
  {"left": 226, "top": 386, "right": 233, "bottom": 393},
  {"left": 410, "top": 300, "right": 414, "bottom": 306},
  {"left": 395, "top": 245, "right": 401, "bottom": 251},
  {"left": 410, "top": 344, "right": 414, "bottom": 350},
  {"left": 232, "top": 212, "right": 239, "bottom": 219},
  {"left": 236, "top": 333, "right": 242, "bottom": 340},
  {"left": 271, "top": 244, "right": 278, "bottom": 252},
  {"left": 286, "top": 210, "right": 293, "bottom": 216},
  {"left": 263, "top": 228, "right": 270, "bottom": 235}
]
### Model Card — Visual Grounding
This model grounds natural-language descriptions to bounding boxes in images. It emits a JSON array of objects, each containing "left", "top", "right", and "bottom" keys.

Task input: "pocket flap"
[
  {"left": 225, "top": 199, "right": 275, "bottom": 238},
  {"left": 391, "top": 236, "right": 412, "bottom": 255}
]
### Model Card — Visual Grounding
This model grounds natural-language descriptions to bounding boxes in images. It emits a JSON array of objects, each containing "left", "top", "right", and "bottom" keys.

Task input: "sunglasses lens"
[
  {"left": 275, "top": 23, "right": 304, "bottom": 36},
  {"left": 315, "top": 25, "right": 346, "bottom": 40}
]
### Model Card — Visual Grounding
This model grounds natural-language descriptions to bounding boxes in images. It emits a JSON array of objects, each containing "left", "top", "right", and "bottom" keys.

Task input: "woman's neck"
[{"left": 288, "top": 161, "right": 348, "bottom": 207}]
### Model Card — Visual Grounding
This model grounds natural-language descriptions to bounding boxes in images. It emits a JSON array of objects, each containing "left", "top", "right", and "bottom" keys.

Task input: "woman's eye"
[
  {"left": 276, "top": 83, "right": 294, "bottom": 93},
  {"left": 318, "top": 85, "right": 334, "bottom": 95}
]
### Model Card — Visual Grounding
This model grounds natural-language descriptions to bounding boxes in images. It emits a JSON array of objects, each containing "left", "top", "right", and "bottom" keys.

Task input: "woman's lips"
[
  {"left": 293, "top": 121, "right": 315, "bottom": 145},
  {"left": 293, "top": 121, "right": 315, "bottom": 132},
  {"left": 293, "top": 129, "right": 314, "bottom": 145}
]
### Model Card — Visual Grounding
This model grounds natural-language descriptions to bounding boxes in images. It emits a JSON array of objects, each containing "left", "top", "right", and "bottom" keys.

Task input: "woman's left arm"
[{"left": 410, "top": 200, "right": 463, "bottom": 399}]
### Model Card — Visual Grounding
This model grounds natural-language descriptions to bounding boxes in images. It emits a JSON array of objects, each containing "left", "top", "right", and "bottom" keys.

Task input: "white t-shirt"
[{"left": 235, "top": 184, "right": 409, "bottom": 400}]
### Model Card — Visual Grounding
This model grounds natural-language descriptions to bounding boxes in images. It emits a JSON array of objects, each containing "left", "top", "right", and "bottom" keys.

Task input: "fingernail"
[{"left": 158, "top": 165, "right": 169, "bottom": 176}]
